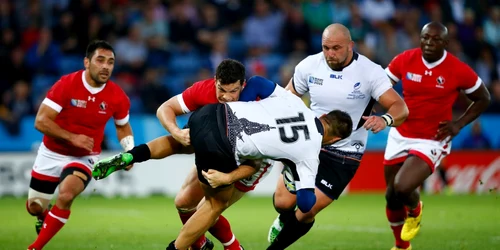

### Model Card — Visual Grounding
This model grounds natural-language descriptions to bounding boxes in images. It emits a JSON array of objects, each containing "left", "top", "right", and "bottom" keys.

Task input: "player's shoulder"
[
  {"left": 57, "top": 70, "right": 83, "bottom": 86},
  {"left": 395, "top": 48, "right": 422, "bottom": 61},
  {"left": 187, "top": 78, "right": 215, "bottom": 92},
  {"left": 105, "top": 79, "right": 129, "bottom": 100},
  {"left": 296, "top": 52, "right": 324, "bottom": 72},
  {"left": 443, "top": 51, "right": 468, "bottom": 67},
  {"left": 355, "top": 52, "right": 383, "bottom": 70}
]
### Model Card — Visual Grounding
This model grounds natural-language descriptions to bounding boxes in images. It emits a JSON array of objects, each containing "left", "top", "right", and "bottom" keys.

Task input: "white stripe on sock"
[
  {"left": 389, "top": 221, "right": 405, "bottom": 226},
  {"left": 222, "top": 234, "right": 235, "bottom": 246},
  {"left": 48, "top": 211, "right": 68, "bottom": 223}
]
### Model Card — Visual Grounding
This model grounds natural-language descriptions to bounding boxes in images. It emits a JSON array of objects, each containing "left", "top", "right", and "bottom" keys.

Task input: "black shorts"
[
  {"left": 315, "top": 150, "right": 360, "bottom": 200},
  {"left": 188, "top": 103, "right": 238, "bottom": 186}
]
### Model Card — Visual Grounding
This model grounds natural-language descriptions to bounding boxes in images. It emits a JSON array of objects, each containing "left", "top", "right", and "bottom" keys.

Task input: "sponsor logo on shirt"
[
  {"left": 406, "top": 72, "right": 422, "bottom": 82},
  {"left": 330, "top": 74, "right": 342, "bottom": 80},
  {"left": 351, "top": 140, "right": 365, "bottom": 152},
  {"left": 347, "top": 82, "right": 366, "bottom": 100},
  {"left": 70, "top": 99, "right": 87, "bottom": 108},
  {"left": 308, "top": 76, "right": 323, "bottom": 85}
]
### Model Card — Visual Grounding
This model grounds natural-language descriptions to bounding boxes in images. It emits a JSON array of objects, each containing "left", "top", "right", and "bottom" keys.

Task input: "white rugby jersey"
[
  {"left": 293, "top": 52, "right": 392, "bottom": 156},
  {"left": 225, "top": 86, "right": 323, "bottom": 190}
]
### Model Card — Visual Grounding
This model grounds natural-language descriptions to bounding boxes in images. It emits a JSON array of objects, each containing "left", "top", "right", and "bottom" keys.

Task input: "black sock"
[
  {"left": 166, "top": 240, "right": 177, "bottom": 250},
  {"left": 127, "top": 144, "right": 151, "bottom": 164},
  {"left": 267, "top": 211, "right": 315, "bottom": 250}
]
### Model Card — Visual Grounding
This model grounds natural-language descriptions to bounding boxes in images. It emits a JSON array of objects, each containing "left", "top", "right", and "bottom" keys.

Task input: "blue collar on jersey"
[{"left": 315, "top": 118, "right": 324, "bottom": 136}]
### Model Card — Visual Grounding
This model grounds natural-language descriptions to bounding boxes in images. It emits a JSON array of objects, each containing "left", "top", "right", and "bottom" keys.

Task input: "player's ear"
[
  {"left": 348, "top": 40, "right": 354, "bottom": 52},
  {"left": 83, "top": 57, "right": 90, "bottom": 69}
]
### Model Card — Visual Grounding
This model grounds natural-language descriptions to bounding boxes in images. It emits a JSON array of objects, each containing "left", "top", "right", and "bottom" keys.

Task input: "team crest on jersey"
[
  {"left": 347, "top": 82, "right": 366, "bottom": 100},
  {"left": 308, "top": 76, "right": 323, "bottom": 85},
  {"left": 99, "top": 101, "right": 108, "bottom": 114},
  {"left": 436, "top": 76, "right": 445, "bottom": 88},
  {"left": 70, "top": 99, "right": 87, "bottom": 108},
  {"left": 406, "top": 72, "right": 422, "bottom": 82}
]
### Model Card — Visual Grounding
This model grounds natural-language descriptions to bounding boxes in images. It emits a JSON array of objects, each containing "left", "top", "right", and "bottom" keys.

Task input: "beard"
[
  {"left": 327, "top": 58, "right": 347, "bottom": 71},
  {"left": 90, "top": 70, "right": 109, "bottom": 85}
]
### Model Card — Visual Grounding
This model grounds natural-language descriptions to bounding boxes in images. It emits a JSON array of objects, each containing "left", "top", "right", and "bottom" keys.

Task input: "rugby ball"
[{"left": 282, "top": 165, "right": 297, "bottom": 194}]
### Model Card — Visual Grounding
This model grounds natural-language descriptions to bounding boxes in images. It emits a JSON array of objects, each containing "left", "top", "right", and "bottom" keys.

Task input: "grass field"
[{"left": 2, "top": 194, "right": 499, "bottom": 250}]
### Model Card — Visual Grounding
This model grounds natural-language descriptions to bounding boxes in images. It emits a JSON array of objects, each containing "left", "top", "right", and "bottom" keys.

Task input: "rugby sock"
[
  {"left": 386, "top": 206, "right": 410, "bottom": 249},
  {"left": 28, "top": 205, "right": 70, "bottom": 249},
  {"left": 267, "top": 211, "right": 314, "bottom": 250},
  {"left": 127, "top": 144, "right": 151, "bottom": 164},
  {"left": 178, "top": 210, "right": 207, "bottom": 250},
  {"left": 408, "top": 201, "right": 422, "bottom": 217},
  {"left": 208, "top": 215, "right": 241, "bottom": 250}
]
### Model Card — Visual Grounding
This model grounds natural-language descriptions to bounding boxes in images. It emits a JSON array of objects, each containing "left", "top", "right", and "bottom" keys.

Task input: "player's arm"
[
  {"left": 115, "top": 122, "right": 134, "bottom": 151},
  {"left": 377, "top": 88, "right": 409, "bottom": 127},
  {"left": 34, "top": 103, "right": 93, "bottom": 151},
  {"left": 201, "top": 160, "right": 262, "bottom": 188},
  {"left": 436, "top": 82, "right": 491, "bottom": 141},
  {"left": 285, "top": 78, "right": 303, "bottom": 97},
  {"left": 156, "top": 95, "right": 190, "bottom": 145}
]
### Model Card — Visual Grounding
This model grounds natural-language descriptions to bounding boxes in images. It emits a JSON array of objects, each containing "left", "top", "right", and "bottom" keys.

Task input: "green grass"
[{"left": 2, "top": 194, "right": 499, "bottom": 250}]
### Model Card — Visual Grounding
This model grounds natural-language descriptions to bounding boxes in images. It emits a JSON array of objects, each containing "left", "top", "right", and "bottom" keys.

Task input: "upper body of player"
[
  {"left": 287, "top": 23, "right": 408, "bottom": 157},
  {"left": 157, "top": 59, "right": 276, "bottom": 147},
  {"left": 223, "top": 86, "right": 353, "bottom": 211},
  {"left": 34, "top": 40, "right": 134, "bottom": 157},
  {"left": 385, "top": 22, "right": 491, "bottom": 141}
]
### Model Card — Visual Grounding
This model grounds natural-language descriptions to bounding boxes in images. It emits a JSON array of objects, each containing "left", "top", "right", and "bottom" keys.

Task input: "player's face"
[
  {"left": 215, "top": 80, "right": 243, "bottom": 103},
  {"left": 85, "top": 48, "right": 115, "bottom": 85},
  {"left": 420, "top": 27, "right": 447, "bottom": 62},
  {"left": 322, "top": 37, "right": 353, "bottom": 71}
]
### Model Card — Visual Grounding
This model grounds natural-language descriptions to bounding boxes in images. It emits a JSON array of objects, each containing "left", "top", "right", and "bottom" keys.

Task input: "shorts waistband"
[{"left": 320, "top": 148, "right": 363, "bottom": 163}]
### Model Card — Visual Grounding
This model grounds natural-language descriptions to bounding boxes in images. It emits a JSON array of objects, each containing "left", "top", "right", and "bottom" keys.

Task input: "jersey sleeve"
[
  {"left": 457, "top": 62, "right": 482, "bottom": 94},
  {"left": 239, "top": 76, "right": 277, "bottom": 101},
  {"left": 370, "top": 65, "right": 393, "bottom": 101},
  {"left": 294, "top": 158, "right": 319, "bottom": 190},
  {"left": 292, "top": 59, "right": 310, "bottom": 95},
  {"left": 385, "top": 52, "right": 404, "bottom": 82},
  {"left": 114, "top": 88, "right": 131, "bottom": 126},
  {"left": 178, "top": 81, "right": 204, "bottom": 113},
  {"left": 43, "top": 77, "right": 69, "bottom": 113}
]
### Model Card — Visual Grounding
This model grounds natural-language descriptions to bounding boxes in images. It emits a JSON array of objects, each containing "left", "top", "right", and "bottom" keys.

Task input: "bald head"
[
  {"left": 421, "top": 22, "right": 448, "bottom": 38},
  {"left": 323, "top": 23, "right": 352, "bottom": 41}
]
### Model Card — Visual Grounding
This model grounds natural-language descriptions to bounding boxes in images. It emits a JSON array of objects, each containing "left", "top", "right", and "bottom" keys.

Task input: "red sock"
[
  {"left": 408, "top": 201, "right": 422, "bottom": 217},
  {"left": 178, "top": 210, "right": 208, "bottom": 250},
  {"left": 386, "top": 206, "right": 410, "bottom": 249},
  {"left": 208, "top": 215, "right": 240, "bottom": 250},
  {"left": 28, "top": 205, "right": 71, "bottom": 250}
]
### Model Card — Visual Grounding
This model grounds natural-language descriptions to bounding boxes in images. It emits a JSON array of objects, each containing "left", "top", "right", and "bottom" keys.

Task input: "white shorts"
[
  {"left": 235, "top": 159, "right": 274, "bottom": 192},
  {"left": 383, "top": 128, "right": 451, "bottom": 172},
  {"left": 31, "top": 143, "right": 99, "bottom": 182}
]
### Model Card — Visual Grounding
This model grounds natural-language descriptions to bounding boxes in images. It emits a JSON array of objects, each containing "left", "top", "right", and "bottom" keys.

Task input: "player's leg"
[
  {"left": 268, "top": 152, "right": 359, "bottom": 249},
  {"left": 267, "top": 171, "right": 296, "bottom": 243},
  {"left": 385, "top": 163, "right": 411, "bottom": 250},
  {"left": 174, "top": 165, "right": 213, "bottom": 250},
  {"left": 28, "top": 163, "right": 92, "bottom": 250},
  {"left": 174, "top": 182, "right": 235, "bottom": 250},
  {"left": 27, "top": 177, "right": 58, "bottom": 235},
  {"left": 92, "top": 135, "right": 193, "bottom": 179},
  {"left": 397, "top": 155, "right": 432, "bottom": 242}
]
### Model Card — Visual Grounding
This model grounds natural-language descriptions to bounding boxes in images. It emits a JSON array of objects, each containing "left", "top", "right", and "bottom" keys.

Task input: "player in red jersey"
[
  {"left": 383, "top": 22, "right": 491, "bottom": 250},
  {"left": 25, "top": 40, "right": 134, "bottom": 250},
  {"left": 93, "top": 59, "right": 276, "bottom": 250}
]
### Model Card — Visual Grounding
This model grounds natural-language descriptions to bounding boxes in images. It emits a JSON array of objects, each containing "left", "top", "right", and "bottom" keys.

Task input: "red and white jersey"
[
  {"left": 177, "top": 79, "right": 218, "bottom": 113},
  {"left": 41, "top": 70, "right": 130, "bottom": 156},
  {"left": 385, "top": 49, "right": 482, "bottom": 140}
]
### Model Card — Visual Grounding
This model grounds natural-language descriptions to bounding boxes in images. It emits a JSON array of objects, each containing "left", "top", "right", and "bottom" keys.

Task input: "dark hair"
[
  {"left": 323, "top": 110, "right": 353, "bottom": 140},
  {"left": 215, "top": 59, "right": 245, "bottom": 85},
  {"left": 86, "top": 40, "right": 115, "bottom": 60}
]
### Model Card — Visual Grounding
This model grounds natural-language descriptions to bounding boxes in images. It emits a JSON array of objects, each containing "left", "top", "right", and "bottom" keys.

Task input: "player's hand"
[
  {"left": 173, "top": 128, "right": 191, "bottom": 146},
  {"left": 124, "top": 164, "right": 134, "bottom": 171},
  {"left": 435, "top": 120, "right": 460, "bottom": 142},
  {"left": 362, "top": 116, "right": 386, "bottom": 134},
  {"left": 70, "top": 134, "right": 94, "bottom": 152},
  {"left": 202, "top": 169, "right": 231, "bottom": 188}
]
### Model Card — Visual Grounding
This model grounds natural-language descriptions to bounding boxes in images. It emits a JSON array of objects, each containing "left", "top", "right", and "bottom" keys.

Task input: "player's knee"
[
  {"left": 393, "top": 180, "right": 413, "bottom": 198},
  {"left": 26, "top": 200, "right": 44, "bottom": 216},
  {"left": 273, "top": 192, "right": 296, "bottom": 213},
  {"left": 174, "top": 195, "right": 197, "bottom": 212}
]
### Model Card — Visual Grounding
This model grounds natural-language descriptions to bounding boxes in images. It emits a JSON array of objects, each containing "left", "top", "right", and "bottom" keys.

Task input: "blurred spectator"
[
  {"left": 51, "top": 11, "right": 79, "bottom": 54},
  {"left": 114, "top": 23, "right": 148, "bottom": 73},
  {"left": 485, "top": 79, "right": 500, "bottom": 113},
  {"left": 0, "top": 80, "right": 34, "bottom": 135},
  {"left": 483, "top": 6, "right": 500, "bottom": 48},
  {"left": 301, "top": 0, "right": 332, "bottom": 33},
  {"left": 243, "top": 0, "right": 284, "bottom": 54},
  {"left": 169, "top": 0, "right": 198, "bottom": 45},
  {"left": 461, "top": 120, "right": 492, "bottom": 149},
  {"left": 24, "top": 27, "right": 61, "bottom": 76},
  {"left": 196, "top": 3, "right": 225, "bottom": 54},
  {"left": 136, "top": 4, "right": 168, "bottom": 42},
  {"left": 139, "top": 68, "right": 171, "bottom": 114},
  {"left": 281, "top": 5, "right": 312, "bottom": 54},
  {"left": 331, "top": 0, "right": 352, "bottom": 25},
  {"left": 359, "top": 0, "right": 395, "bottom": 25}
]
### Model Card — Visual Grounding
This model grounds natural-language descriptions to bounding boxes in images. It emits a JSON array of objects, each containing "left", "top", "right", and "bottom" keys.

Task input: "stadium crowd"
[{"left": 0, "top": 0, "right": 499, "bottom": 142}]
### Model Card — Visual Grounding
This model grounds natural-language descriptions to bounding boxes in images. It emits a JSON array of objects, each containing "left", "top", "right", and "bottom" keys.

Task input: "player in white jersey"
[
  {"left": 267, "top": 23, "right": 409, "bottom": 249},
  {"left": 166, "top": 85, "right": 354, "bottom": 250}
]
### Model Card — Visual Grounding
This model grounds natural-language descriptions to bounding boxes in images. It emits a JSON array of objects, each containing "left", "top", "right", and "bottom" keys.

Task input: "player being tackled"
[{"left": 92, "top": 152, "right": 133, "bottom": 180}]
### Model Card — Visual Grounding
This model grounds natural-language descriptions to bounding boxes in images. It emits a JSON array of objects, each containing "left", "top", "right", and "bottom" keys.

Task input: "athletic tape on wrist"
[
  {"left": 381, "top": 114, "right": 394, "bottom": 127},
  {"left": 120, "top": 135, "right": 135, "bottom": 151}
]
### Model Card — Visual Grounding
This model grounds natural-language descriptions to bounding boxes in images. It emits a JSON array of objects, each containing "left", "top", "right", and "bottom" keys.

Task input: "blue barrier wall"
[{"left": 1, "top": 114, "right": 499, "bottom": 152}]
